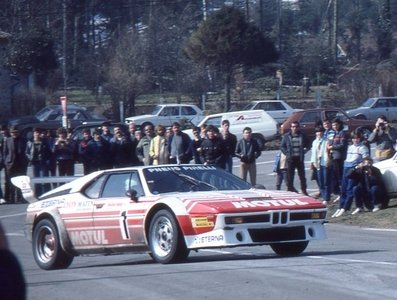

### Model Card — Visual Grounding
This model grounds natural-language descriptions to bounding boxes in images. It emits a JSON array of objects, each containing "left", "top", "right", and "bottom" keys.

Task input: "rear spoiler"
[{"left": 11, "top": 175, "right": 79, "bottom": 203}]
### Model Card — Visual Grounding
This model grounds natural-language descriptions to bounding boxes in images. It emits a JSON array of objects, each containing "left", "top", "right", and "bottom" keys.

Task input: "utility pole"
[{"left": 332, "top": 0, "right": 338, "bottom": 63}]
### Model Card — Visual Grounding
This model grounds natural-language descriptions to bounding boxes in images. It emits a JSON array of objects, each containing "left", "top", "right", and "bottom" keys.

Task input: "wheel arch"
[
  {"left": 32, "top": 211, "right": 76, "bottom": 256},
  {"left": 143, "top": 198, "right": 189, "bottom": 245}
]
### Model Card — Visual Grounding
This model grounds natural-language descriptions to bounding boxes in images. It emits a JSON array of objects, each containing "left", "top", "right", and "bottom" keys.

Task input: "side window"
[
  {"left": 101, "top": 173, "right": 131, "bottom": 198},
  {"left": 374, "top": 99, "right": 388, "bottom": 108},
  {"left": 205, "top": 116, "right": 222, "bottom": 127},
  {"left": 84, "top": 175, "right": 108, "bottom": 199},
  {"left": 387, "top": 98, "right": 397, "bottom": 108},
  {"left": 325, "top": 111, "right": 339, "bottom": 121},
  {"left": 299, "top": 112, "right": 321, "bottom": 123},
  {"left": 181, "top": 106, "right": 197, "bottom": 116},
  {"left": 270, "top": 102, "right": 284, "bottom": 111},
  {"left": 130, "top": 172, "right": 144, "bottom": 197}
]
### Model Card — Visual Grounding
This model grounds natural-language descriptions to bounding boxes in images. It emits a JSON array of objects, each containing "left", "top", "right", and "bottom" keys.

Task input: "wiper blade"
[{"left": 172, "top": 171, "right": 218, "bottom": 191}]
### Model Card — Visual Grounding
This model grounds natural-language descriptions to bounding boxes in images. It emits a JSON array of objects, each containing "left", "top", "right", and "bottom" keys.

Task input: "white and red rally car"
[{"left": 13, "top": 165, "right": 327, "bottom": 270}]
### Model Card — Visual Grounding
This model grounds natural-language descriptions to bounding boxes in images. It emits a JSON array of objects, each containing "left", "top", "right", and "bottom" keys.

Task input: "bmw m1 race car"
[{"left": 12, "top": 165, "right": 327, "bottom": 270}]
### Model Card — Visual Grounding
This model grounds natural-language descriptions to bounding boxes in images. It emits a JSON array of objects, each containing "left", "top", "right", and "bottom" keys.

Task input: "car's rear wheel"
[
  {"left": 32, "top": 219, "right": 74, "bottom": 270},
  {"left": 270, "top": 241, "right": 309, "bottom": 256},
  {"left": 148, "top": 209, "right": 189, "bottom": 264},
  {"left": 355, "top": 114, "right": 367, "bottom": 120}
]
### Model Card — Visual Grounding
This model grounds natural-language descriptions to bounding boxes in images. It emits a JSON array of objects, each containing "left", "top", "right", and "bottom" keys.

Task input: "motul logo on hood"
[{"left": 232, "top": 199, "right": 309, "bottom": 209}]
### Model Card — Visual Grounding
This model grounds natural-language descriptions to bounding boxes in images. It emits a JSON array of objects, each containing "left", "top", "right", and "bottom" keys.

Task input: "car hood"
[
  {"left": 125, "top": 114, "right": 155, "bottom": 121},
  {"left": 177, "top": 189, "right": 324, "bottom": 214}
]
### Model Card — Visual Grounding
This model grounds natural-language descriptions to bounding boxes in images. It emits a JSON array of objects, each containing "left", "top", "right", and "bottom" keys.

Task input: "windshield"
[
  {"left": 360, "top": 98, "right": 376, "bottom": 108},
  {"left": 143, "top": 165, "right": 252, "bottom": 194},
  {"left": 150, "top": 105, "right": 162, "bottom": 116},
  {"left": 35, "top": 107, "right": 53, "bottom": 121},
  {"left": 243, "top": 103, "right": 256, "bottom": 110}
]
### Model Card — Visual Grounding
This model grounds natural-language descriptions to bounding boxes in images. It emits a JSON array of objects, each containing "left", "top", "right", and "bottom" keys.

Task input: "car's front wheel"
[
  {"left": 32, "top": 219, "right": 74, "bottom": 270},
  {"left": 270, "top": 241, "right": 309, "bottom": 256},
  {"left": 148, "top": 209, "right": 189, "bottom": 264}
]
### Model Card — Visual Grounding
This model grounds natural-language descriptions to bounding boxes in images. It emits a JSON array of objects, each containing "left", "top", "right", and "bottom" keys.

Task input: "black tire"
[
  {"left": 270, "top": 241, "right": 309, "bottom": 256},
  {"left": 32, "top": 219, "right": 74, "bottom": 270},
  {"left": 148, "top": 209, "right": 189, "bottom": 264}
]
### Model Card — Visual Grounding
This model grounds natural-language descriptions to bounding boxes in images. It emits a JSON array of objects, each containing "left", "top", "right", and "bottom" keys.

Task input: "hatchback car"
[
  {"left": 280, "top": 108, "right": 374, "bottom": 140},
  {"left": 125, "top": 104, "right": 204, "bottom": 128},
  {"left": 243, "top": 100, "right": 301, "bottom": 124},
  {"left": 346, "top": 97, "right": 397, "bottom": 122}
]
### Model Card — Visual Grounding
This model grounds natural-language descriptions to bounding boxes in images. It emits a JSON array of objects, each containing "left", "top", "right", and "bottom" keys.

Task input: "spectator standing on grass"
[
  {"left": 328, "top": 118, "right": 347, "bottom": 201},
  {"left": 136, "top": 124, "right": 155, "bottom": 166},
  {"left": 280, "top": 121, "right": 311, "bottom": 195},
  {"left": 149, "top": 125, "right": 169, "bottom": 165},
  {"left": 221, "top": 120, "right": 237, "bottom": 172},
  {"left": 168, "top": 122, "right": 192, "bottom": 164},
  {"left": 53, "top": 127, "right": 75, "bottom": 176},
  {"left": 199, "top": 125, "right": 226, "bottom": 168},
  {"left": 25, "top": 128, "right": 52, "bottom": 196},
  {"left": 368, "top": 115, "right": 397, "bottom": 162},
  {"left": 0, "top": 124, "right": 9, "bottom": 204},
  {"left": 110, "top": 127, "right": 132, "bottom": 168},
  {"left": 235, "top": 127, "right": 261, "bottom": 185},
  {"left": 3, "top": 126, "right": 28, "bottom": 203},
  {"left": 86, "top": 128, "right": 112, "bottom": 171},
  {"left": 78, "top": 128, "right": 92, "bottom": 175},
  {"left": 189, "top": 126, "right": 203, "bottom": 164},
  {"left": 273, "top": 150, "right": 287, "bottom": 190},
  {"left": 348, "top": 157, "right": 389, "bottom": 215},
  {"left": 332, "top": 132, "right": 369, "bottom": 218}
]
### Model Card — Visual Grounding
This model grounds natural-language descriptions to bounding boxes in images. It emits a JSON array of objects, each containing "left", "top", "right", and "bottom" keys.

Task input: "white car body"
[
  {"left": 346, "top": 97, "right": 397, "bottom": 122},
  {"left": 125, "top": 104, "right": 204, "bottom": 128},
  {"left": 373, "top": 153, "right": 397, "bottom": 197},
  {"left": 243, "top": 100, "right": 302, "bottom": 124},
  {"left": 183, "top": 109, "right": 279, "bottom": 146}
]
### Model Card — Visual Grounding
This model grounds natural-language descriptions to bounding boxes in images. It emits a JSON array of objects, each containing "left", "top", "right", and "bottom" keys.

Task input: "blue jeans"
[
  {"left": 225, "top": 156, "right": 233, "bottom": 173},
  {"left": 318, "top": 165, "right": 332, "bottom": 201}
]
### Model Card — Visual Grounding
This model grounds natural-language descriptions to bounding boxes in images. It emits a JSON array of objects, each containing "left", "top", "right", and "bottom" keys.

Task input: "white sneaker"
[
  {"left": 372, "top": 205, "right": 381, "bottom": 212},
  {"left": 0, "top": 199, "right": 6, "bottom": 205},
  {"left": 334, "top": 208, "right": 346, "bottom": 218},
  {"left": 331, "top": 209, "right": 341, "bottom": 218},
  {"left": 351, "top": 207, "right": 362, "bottom": 215}
]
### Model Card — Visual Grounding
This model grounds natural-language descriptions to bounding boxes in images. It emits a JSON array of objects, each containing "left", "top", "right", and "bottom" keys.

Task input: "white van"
[{"left": 184, "top": 109, "right": 279, "bottom": 148}]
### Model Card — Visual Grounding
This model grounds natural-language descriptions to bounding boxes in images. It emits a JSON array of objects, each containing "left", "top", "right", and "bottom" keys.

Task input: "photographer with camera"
[{"left": 368, "top": 115, "right": 397, "bottom": 162}]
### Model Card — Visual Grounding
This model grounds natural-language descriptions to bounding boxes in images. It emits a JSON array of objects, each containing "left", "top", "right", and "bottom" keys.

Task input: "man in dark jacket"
[
  {"left": 280, "top": 121, "right": 311, "bottom": 195},
  {"left": 168, "top": 122, "right": 192, "bottom": 164},
  {"left": 199, "top": 125, "right": 226, "bottom": 168},
  {"left": 235, "top": 127, "right": 261, "bottom": 185},
  {"left": 3, "top": 126, "right": 28, "bottom": 203}
]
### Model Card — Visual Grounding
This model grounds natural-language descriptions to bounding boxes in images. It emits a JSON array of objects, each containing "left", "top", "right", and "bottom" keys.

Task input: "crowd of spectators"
[{"left": 0, "top": 115, "right": 394, "bottom": 217}]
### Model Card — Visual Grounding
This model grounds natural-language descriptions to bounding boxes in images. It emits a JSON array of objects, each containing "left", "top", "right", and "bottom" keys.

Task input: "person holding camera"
[
  {"left": 348, "top": 157, "right": 389, "bottom": 214},
  {"left": 368, "top": 115, "right": 397, "bottom": 162}
]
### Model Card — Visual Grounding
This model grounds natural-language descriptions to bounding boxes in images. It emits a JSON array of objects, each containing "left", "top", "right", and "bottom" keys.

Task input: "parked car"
[
  {"left": 125, "top": 104, "right": 204, "bottom": 128},
  {"left": 243, "top": 100, "right": 302, "bottom": 123},
  {"left": 346, "top": 97, "right": 397, "bottom": 122},
  {"left": 12, "top": 164, "right": 327, "bottom": 270},
  {"left": 183, "top": 109, "right": 279, "bottom": 148},
  {"left": 373, "top": 153, "right": 397, "bottom": 198},
  {"left": 8, "top": 104, "right": 107, "bottom": 138},
  {"left": 71, "top": 122, "right": 130, "bottom": 142},
  {"left": 280, "top": 108, "right": 374, "bottom": 140}
]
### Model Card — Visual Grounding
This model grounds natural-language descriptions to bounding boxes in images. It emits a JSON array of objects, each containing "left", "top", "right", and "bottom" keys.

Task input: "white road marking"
[
  {"left": 308, "top": 256, "right": 397, "bottom": 266},
  {"left": 361, "top": 228, "right": 397, "bottom": 232}
]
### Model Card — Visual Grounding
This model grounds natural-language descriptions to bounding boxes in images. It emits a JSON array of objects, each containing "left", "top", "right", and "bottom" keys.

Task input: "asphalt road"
[{"left": 1, "top": 150, "right": 396, "bottom": 300}]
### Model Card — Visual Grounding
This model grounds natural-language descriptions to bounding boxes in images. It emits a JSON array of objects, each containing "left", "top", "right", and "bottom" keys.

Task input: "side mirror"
[{"left": 126, "top": 189, "right": 138, "bottom": 202}]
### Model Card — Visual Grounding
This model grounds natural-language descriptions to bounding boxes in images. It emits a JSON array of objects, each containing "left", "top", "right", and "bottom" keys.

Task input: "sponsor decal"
[
  {"left": 232, "top": 199, "right": 309, "bottom": 209},
  {"left": 147, "top": 165, "right": 216, "bottom": 173},
  {"left": 194, "top": 234, "right": 224, "bottom": 244},
  {"left": 191, "top": 217, "right": 214, "bottom": 228},
  {"left": 40, "top": 198, "right": 65, "bottom": 208},
  {"left": 70, "top": 230, "right": 109, "bottom": 246}
]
